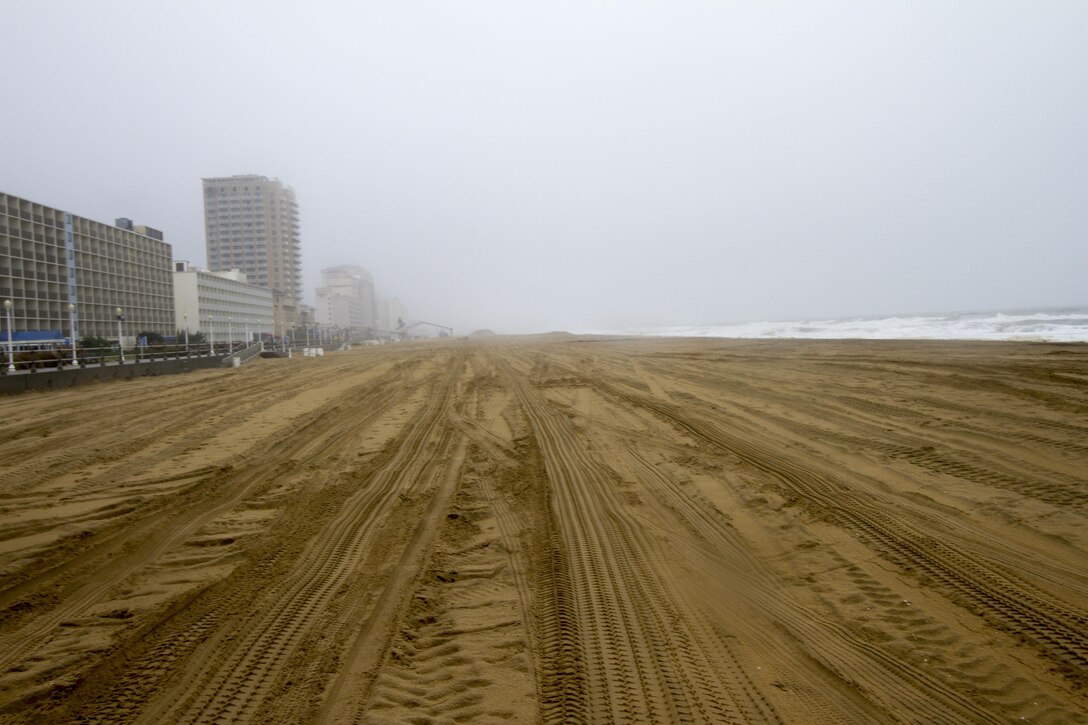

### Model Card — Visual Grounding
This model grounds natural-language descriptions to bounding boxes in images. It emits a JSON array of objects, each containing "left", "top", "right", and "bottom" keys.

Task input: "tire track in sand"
[
  {"left": 501, "top": 355, "right": 775, "bottom": 723},
  {"left": 0, "top": 364, "right": 415, "bottom": 702},
  {"left": 19, "top": 355, "right": 430, "bottom": 723},
  {"left": 145, "top": 353, "right": 466, "bottom": 724},
  {"left": 592, "top": 378, "right": 1088, "bottom": 684},
  {"left": 546, "top": 354, "right": 1028, "bottom": 721}
]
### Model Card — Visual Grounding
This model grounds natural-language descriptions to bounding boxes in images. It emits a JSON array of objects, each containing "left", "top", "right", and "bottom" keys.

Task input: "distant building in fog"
[
  {"left": 380, "top": 297, "right": 405, "bottom": 331},
  {"left": 202, "top": 175, "right": 302, "bottom": 334},
  {"left": 314, "top": 265, "right": 376, "bottom": 331}
]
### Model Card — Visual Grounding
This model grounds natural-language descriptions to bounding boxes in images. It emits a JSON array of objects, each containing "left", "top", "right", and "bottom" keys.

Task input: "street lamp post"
[
  {"left": 4, "top": 299, "right": 14, "bottom": 373},
  {"left": 245, "top": 318, "right": 250, "bottom": 346},
  {"left": 69, "top": 303, "right": 78, "bottom": 367},
  {"left": 115, "top": 307, "right": 125, "bottom": 364},
  {"left": 208, "top": 315, "right": 215, "bottom": 355},
  {"left": 183, "top": 313, "right": 190, "bottom": 356},
  {"left": 228, "top": 317, "right": 233, "bottom": 354}
]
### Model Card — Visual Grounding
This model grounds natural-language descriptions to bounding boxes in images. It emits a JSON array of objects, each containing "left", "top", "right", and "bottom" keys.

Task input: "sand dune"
[{"left": 0, "top": 338, "right": 1085, "bottom": 723}]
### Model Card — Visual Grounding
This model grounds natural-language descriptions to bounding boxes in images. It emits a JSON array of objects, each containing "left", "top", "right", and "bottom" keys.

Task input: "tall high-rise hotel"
[{"left": 202, "top": 175, "right": 302, "bottom": 332}]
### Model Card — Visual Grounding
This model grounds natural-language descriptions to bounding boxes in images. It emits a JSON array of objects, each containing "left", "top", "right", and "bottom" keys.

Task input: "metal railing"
[
  {"left": 0, "top": 342, "right": 221, "bottom": 374},
  {"left": 223, "top": 341, "right": 264, "bottom": 366},
  {"left": 0, "top": 337, "right": 319, "bottom": 374}
]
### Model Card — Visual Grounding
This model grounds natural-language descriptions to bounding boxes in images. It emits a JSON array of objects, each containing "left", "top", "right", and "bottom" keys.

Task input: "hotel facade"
[
  {"left": 0, "top": 192, "right": 174, "bottom": 343},
  {"left": 202, "top": 175, "right": 302, "bottom": 335}
]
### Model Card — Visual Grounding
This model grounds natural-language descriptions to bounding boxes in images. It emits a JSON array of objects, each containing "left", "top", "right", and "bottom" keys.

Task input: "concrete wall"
[{"left": 0, "top": 355, "right": 225, "bottom": 396}]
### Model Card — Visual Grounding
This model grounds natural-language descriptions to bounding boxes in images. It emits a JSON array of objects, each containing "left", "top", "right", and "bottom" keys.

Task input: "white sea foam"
[{"left": 584, "top": 309, "right": 1088, "bottom": 342}]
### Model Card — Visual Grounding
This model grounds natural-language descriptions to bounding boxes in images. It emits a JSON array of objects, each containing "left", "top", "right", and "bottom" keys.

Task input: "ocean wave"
[{"left": 584, "top": 309, "right": 1088, "bottom": 342}]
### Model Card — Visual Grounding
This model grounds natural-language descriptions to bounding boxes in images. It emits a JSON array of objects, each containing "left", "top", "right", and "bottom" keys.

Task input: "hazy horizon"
[{"left": 3, "top": 2, "right": 1085, "bottom": 333}]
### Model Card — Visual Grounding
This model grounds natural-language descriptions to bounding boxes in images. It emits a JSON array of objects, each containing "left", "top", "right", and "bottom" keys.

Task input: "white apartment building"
[
  {"left": 380, "top": 297, "right": 405, "bottom": 331},
  {"left": 0, "top": 192, "right": 174, "bottom": 342},
  {"left": 173, "top": 261, "right": 274, "bottom": 345},
  {"left": 316, "top": 292, "right": 366, "bottom": 330},
  {"left": 314, "top": 265, "right": 376, "bottom": 331}
]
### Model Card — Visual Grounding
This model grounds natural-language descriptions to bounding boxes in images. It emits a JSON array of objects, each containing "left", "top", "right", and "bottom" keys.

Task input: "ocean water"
[{"left": 587, "top": 308, "right": 1088, "bottom": 342}]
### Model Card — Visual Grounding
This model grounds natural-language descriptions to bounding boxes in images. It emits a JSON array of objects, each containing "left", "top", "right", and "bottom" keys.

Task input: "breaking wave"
[{"left": 589, "top": 308, "right": 1088, "bottom": 342}]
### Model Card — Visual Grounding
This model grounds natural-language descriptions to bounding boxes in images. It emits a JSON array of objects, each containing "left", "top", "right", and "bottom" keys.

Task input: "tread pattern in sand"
[{"left": 0, "top": 338, "right": 1084, "bottom": 724}]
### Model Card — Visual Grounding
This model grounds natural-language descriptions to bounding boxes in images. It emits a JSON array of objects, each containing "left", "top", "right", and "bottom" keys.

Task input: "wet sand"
[{"left": 0, "top": 337, "right": 1085, "bottom": 723}]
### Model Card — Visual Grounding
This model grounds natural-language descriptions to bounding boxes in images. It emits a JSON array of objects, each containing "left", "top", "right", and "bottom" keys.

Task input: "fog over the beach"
[{"left": 2, "top": 1, "right": 1085, "bottom": 333}]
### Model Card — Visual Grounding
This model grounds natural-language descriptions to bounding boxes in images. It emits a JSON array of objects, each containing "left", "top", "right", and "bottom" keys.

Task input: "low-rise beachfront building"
[
  {"left": 173, "top": 261, "right": 274, "bottom": 345},
  {"left": 0, "top": 191, "right": 174, "bottom": 345}
]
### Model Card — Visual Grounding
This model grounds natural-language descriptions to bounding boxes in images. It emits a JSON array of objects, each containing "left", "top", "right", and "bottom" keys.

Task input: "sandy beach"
[{"left": 0, "top": 336, "right": 1085, "bottom": 723}]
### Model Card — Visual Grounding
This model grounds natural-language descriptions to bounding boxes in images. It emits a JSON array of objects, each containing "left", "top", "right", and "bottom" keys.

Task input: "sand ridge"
[{"left": 0, "top": 337, "right": 1085, "bottom": 722}]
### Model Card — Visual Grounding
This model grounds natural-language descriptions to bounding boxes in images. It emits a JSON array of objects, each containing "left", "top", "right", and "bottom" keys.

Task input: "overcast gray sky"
[{"left": 2, "top": 1, "right": 1085, "bottom": 332}]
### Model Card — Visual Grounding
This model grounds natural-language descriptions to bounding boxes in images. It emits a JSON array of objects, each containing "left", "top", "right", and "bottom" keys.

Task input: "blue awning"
[{"left": 11, "top": 330, "right": 65, "bottom": 341}]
